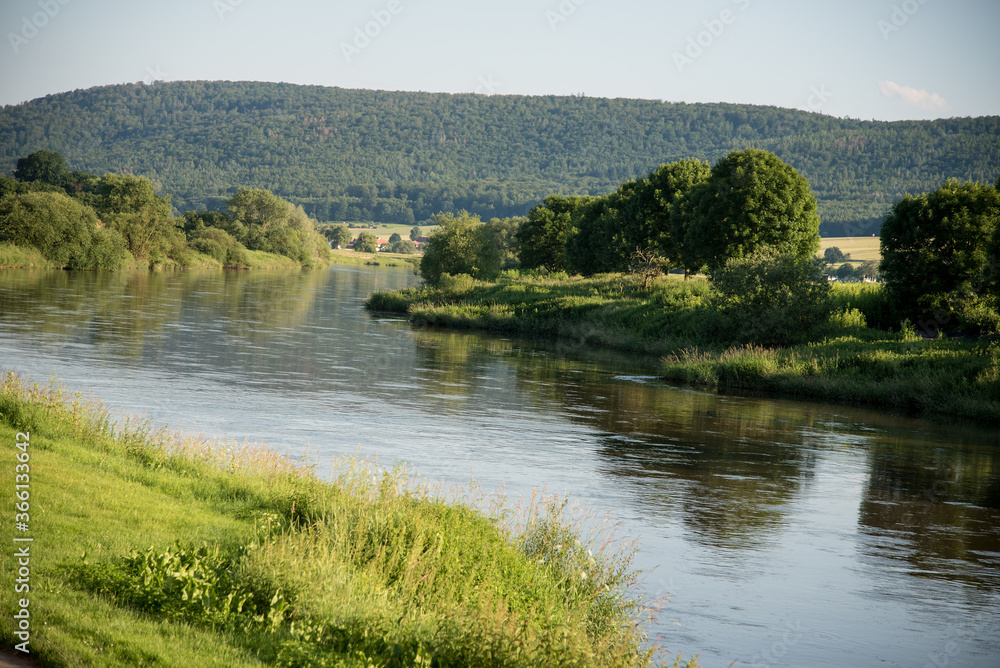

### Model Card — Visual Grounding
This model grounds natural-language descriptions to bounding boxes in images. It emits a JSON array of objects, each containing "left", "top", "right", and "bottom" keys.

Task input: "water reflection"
[{"left": 859, "top": 438, "right": 1000, "bottom": 589}]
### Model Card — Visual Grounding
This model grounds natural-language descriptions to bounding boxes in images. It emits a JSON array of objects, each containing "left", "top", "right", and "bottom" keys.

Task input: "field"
[
  {"left": 818, "top": 236, "right": 882, "bottom": 264},
  {"left": 327, "top": 248, "right": 421, "bottom": 268},
  {"left": 318, "top": 222, "right": 440, "bottom": 241}
]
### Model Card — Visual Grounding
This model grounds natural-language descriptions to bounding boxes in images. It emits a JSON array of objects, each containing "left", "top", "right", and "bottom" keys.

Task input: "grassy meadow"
[
  {"left": 817, "top": 236, "right": 882, "bottom": 264},
  {"left": 0, "top": 372, "right": 694, "bottom": 667},
  {"left": 327, "top": 248, "right": 421, "bottom": 269},
  {"left": 366, "top": 274, "right": 1000, "bottom": 423}
]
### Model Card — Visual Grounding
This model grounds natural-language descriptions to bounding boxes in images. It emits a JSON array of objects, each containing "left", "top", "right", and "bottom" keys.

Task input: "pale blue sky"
[{"left": 1, "top": 0, "right": 997, "bottom": 121}]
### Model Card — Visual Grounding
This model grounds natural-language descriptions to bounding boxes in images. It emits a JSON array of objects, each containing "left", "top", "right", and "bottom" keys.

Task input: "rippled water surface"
[{"left": 2, "top": 267, "right": 999, "bottom": 667}]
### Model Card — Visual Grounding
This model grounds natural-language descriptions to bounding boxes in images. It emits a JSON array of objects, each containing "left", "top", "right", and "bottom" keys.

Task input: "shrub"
[
  {"left": 711, "top": 249, "right": 832, "bottom": 344},
  {"left": 0, "top": 190, "right": 122, "bottom": 269}
]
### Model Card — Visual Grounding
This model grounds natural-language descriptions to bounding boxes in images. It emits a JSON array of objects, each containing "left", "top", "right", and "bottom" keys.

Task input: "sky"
[{"left": 0, "top": 0, "right": 998, "bottom": 121}]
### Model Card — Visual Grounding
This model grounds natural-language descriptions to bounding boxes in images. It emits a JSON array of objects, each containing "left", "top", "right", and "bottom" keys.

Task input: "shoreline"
[{"left": 365, "top": 274, "right": 1000, "bottom": 424}]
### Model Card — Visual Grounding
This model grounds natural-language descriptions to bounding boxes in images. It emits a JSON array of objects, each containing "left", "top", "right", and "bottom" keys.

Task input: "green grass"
[
  {"left": 366, "top": 273, "right": 999, "bottom": 423},
  {"left": 661, "top": 338, "right": 1000, "bottom": 423},
  {"left": 817, "top": 236, "right": 882, "bottom": 264},
  {"left": 0, "top": 372, "right": 694, "bottom": 667},
  {"left": 0, "top": 243, "right": 58, "bottom": 269},
  {"left": 327, "top": 249, "right": 421, "bottom": 268}
]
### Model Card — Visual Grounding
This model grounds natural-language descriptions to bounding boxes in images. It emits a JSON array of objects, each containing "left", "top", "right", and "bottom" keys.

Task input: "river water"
[{"left": 1, "top": 266, "right": 998, "bottom": 667}]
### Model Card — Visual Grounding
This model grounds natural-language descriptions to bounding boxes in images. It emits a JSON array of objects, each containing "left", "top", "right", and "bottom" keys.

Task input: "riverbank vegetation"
[
  {"left": 0, "top": 372, "right": 694, "bottom": 667},
  {"left": 0, "top": 150, "right": 332, "bottom": 271},
  {"left": 368, "top": 151, "right": 1000, "bottom": 423}
]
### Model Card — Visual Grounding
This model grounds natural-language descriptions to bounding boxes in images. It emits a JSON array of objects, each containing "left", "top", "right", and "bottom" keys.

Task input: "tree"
[
  {"left": 824, "top": 246, "right": 848, "bottom": 263},
  {"left": 859, "top": 260, "right": 879, "bottom": 280},
  {"left": 680, "top": 149, "right": 821, "bottom": 272},
  {"left": 325, "top": 223, "right": 352, "bottom": 249},
  {"left": 226, "top": 187, "right": 289, "bottom": 247},
  {"left": 836, "top": 263, "right": 857, "bottom": 281},
  {"left": 223, "top": 188, "right": 330, "bottom": 265},
  {"left": 880, "top": 179, "right": 1000, "bottom": 326},
  {"left": 353, "top": 231, "right": 377, "bottom": 252},
  {"left": 484, "top": 216, "right": 522, "bottom": 270},
  {"left": 630, "top": 247, "right": 669, "bottom": 289},
  {"left": 627, "top": 158, "right": 710, "bottom": 266},
  {"left": 13, "top": 150, "right": 70, "bottom": 187},
  {"left": 390, "top": 239, "right": 417, "bottom": 254},
  {"left": 98, "top": 173, "right": 173, "bottom": 263},
  {"left": 388, "top": 232, "right": 402, "bottom": 244},
  {"left": 517, "top": 196, "right": 581, "bottom": 272},
  {"left": 410, "top": 226, "right": 422, "bottom": 241},
  {"left": 419, "top": 211, "right": 501, "bottom": 284}
]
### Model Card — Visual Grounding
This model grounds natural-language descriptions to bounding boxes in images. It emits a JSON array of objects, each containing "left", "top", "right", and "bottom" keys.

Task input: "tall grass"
[
  {"left": 0, "top": 372, "right": 695, "bottom": 667},
  {"left": 829, "top": 282, "right": 895, "bottom": 331},
  {"left": 0, "top": 242, "right": 58, "bottom": 269}
]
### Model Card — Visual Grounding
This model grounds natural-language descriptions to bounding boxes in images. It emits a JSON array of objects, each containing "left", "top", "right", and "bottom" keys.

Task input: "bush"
[
  {"left": 420, "top": 211, "right": 501, "bottom": 285},
  {"left": 0, "top": 190, "right": 125, "bottom": 269},
  {"left": 711, "top": 249, "right": 832, "bottom": 344},
  {"left": 189, "top": 227, "right": 247, "bottom": 264}
]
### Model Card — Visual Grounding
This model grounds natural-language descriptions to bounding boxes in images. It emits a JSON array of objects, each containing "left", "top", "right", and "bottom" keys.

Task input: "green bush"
[
  {"left": 710, "top": 249, "right": 832, "bottom": 344},
  {"left": 0, "top": 190, "right": 128, "bottom": 269}
]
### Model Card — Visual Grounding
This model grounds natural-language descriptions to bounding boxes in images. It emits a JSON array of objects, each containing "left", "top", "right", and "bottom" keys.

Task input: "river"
[{"left": 1, "top": 266, "right": 998, "bottom": 667}]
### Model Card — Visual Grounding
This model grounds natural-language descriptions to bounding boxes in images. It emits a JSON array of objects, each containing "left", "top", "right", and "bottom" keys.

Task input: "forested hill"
[{"left": 2, "top": 81, "right": 998, "bottom": 235}]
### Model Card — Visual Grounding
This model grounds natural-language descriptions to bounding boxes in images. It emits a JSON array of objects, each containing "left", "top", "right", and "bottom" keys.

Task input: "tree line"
[
  {"left": 0, "top": 150, "right": 330, "bottom": 269},
  {"left": 2, "top": 81, "right": 997, "bottom": 235},
  {"left": 420, "top": 149, "right": 1000, "bottom": 337}
]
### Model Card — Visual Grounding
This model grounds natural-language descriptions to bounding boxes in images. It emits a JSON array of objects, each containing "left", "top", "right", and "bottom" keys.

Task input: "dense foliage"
[
  {"left": 417, "top": 212, "right": 522, "bottom": 285},
  {"left": 2, "top": 81, "right": 997, "bottom": 233},
  {"left": 679, "top": 149, "right": 820, "bottom": 271},
  {"left": 0, "top": 190, "right": 127, "bottom": 269},
  {"left": 880, "top": 179, "right": 1000, "bottom": 334},
  {"left": 523, "top": 151, "right": 819, "bottom": 280},
  {"left": 0, "top": 151, "right": 331, "bottom": 269}
]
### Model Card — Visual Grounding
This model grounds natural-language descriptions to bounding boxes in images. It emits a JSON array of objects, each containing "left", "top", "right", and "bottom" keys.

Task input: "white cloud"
[{"left": 877, "top": 80, "right": 950, "bottom": 113}]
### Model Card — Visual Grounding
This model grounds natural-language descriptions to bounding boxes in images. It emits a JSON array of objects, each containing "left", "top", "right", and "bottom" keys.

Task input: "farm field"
[{"left": 818, "top": 236, "right": 882, "bottom": 264}]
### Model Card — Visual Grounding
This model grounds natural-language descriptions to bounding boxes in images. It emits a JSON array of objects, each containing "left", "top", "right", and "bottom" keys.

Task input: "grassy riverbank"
[
  {"left": 0, "top": 372, "right": 691, "bottom": 667},
  {"left": 366, "top": 274, "right": 1000, "bottom": 423}
]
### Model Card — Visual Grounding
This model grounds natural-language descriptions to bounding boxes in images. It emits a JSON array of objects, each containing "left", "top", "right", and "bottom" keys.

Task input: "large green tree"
[
  {"left": 420, "top": 211, "right": 502, "bottom": 284},
  {"left": 517, "top": 196, "right": 586, "bottom": 272},
  {"left": 97, "top": 173, "right": 174, "bottom": 263},
  {"left": 880, "top": 179, "right": 1000, "bottom": 329},
  {"left": 622, "top": 158, "right": 710, "bottom": 264},
  {"left": 325, "top": 223, "right": 352, "bottom": 249},
  {"left": 679, "top": 149, "right": 821, "bottom": 272},
  {"left": 223, "top": 188, "right": 330, "bottom": 265},
  {"left": 353, "top": 231, "right": 377, "bottom": 253},
  {"left": 13, "top": 150, "right": 71, "bottom": 187}
]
